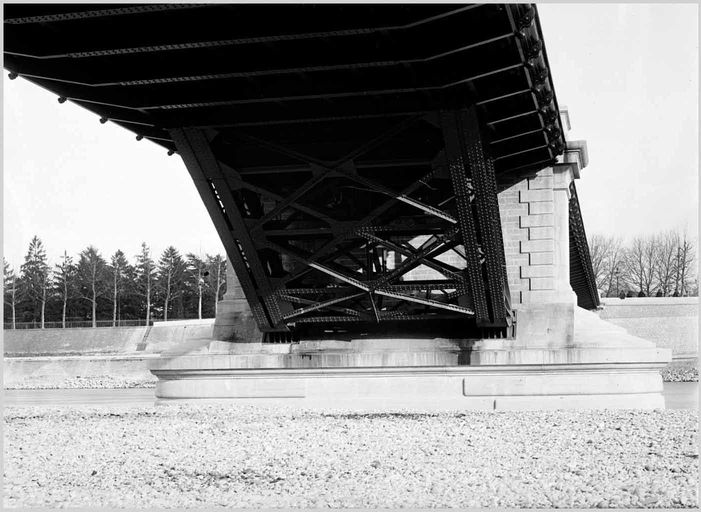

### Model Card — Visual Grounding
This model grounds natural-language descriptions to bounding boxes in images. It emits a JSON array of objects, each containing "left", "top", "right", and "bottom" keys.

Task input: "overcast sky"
[{"left": 3, "top": 4, "right": 698, "bottom": 270}]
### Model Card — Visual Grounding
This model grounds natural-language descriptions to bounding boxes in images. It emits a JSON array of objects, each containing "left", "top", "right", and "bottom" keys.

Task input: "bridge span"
[{"left": 4, "top": 4, "right": 671, "bottom": 408}]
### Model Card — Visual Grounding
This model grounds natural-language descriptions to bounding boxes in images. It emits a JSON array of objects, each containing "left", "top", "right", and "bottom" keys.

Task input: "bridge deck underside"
[{"left": 4, "top": 3, "right": 573, "bottom": 336}]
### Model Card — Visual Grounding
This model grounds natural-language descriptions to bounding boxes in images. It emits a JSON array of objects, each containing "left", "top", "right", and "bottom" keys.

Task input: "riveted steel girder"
[
  {"left": 170, "top": 112, "right": 511, "bottom": 334},
  {"left": 440, "top": 108, "right": 511, "bottom": 327}
]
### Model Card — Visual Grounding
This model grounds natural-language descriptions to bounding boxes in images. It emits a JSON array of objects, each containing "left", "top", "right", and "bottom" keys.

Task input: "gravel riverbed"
[
  {"left": 3, "top": 375, "right": 158, "bottom": 390},
  {"left": 4, "top": 404, "right": 698, "bottom": 508}
]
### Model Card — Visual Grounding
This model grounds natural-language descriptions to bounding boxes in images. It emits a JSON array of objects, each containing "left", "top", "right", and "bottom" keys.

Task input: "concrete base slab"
[
  {"left": 153, "top": 363, "right": 667, "bottom": 410},
  {"left": 492, "top": 393, "right": 665, "bottom": 411}
]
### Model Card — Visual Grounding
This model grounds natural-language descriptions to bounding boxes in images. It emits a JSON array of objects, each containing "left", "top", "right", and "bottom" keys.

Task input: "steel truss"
[{"left": 171, "top": 107, "right": 512, "bottom": 336}]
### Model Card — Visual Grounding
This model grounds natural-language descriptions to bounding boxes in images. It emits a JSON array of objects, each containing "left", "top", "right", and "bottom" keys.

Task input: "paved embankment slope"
[
  {"left": 598, "top": 297, "right": 698, "bottom": 358},
  {"left": 597, "top": 298, "right": 698, "bottom": 382},
  {"left": 4, "top": 404, "right": 698, "bottom": 508}
]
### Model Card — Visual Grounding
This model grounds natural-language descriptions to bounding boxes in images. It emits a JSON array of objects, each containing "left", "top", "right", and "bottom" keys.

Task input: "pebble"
[
  {"left": 661, "top": 361, "right": 699, "bottom": 383},
  {"left": 3, "top": 404, "right": 698, "bottom": 508},
  {"left": 4, "top": 376, "right": 157, "bottom": 390}
]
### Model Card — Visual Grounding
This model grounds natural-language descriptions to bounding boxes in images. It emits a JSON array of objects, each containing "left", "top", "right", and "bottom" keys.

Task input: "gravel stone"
[
  {"left": 4, "top": 375, "right": 157, "bottom": 390},
  {"left": 4, "top": 404, "right": 698, "bottom": 508},
  {"left": 661, "top": 360, "right": 699, "bottom": 383}
]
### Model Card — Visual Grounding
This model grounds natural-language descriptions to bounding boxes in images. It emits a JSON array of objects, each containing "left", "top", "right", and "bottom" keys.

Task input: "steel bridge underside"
[{"left": 5, "top": 3, "right": 582, "bottom": 338}]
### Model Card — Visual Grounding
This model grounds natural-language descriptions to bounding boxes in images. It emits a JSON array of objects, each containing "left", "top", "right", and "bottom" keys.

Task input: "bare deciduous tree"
[
  {"left": 625, "top": 236, "right": 658, "bottom": 297},
  {"left": 674, "top": 232, "right": 696, "bottom": 296},
  {"left": 655, "top": 231, "right": 679, "bottom": 296},
  {"left": 588, "top": 234, "right": 625, "bottom": 296},
  {"left": 186, "top": 253, "right": 207, "bottom": 320},
  {"left": 206, "top": 255, "right": 227, "bottom": 316},
  {"left": 588, "top": 234, "right": 608, "bottom": 290}
]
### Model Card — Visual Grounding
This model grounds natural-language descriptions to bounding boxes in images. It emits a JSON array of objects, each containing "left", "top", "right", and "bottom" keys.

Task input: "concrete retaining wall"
[
  {"left": 597, "top": 298, "right": 698, "bottom": 358},
  {"left": 3, "top": 326, "right": 148, "bottom": 357},
  {"left": 3, "top": 320, "right": 215, "bottom": 357},
  {"left": 3, "top": 320, "right": 214, "bottom": 387}
]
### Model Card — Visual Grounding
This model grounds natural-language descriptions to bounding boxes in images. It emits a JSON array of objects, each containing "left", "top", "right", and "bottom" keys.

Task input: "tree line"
[
  {"left": 5, "top": 229, "right": 695, "bottom": 328},
  {"left": 3, "top": 236, "right": 227, "bottom": 328},
  {"left": 588, "top": 229, "right": 697, "bottom": 298}
]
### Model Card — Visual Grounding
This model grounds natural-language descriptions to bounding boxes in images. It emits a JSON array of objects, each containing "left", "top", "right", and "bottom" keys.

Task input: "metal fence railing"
[
  {"left": 3, "top": 317, "right": 216, "bottom": 330},
  {"left": 3, "top": 319, "right": 154, "bottom": 330}
]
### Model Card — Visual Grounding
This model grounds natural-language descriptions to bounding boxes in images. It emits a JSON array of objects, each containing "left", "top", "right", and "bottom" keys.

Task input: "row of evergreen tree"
[{"left": 4, "top": 236, "right": 227, "bottom": 328}]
